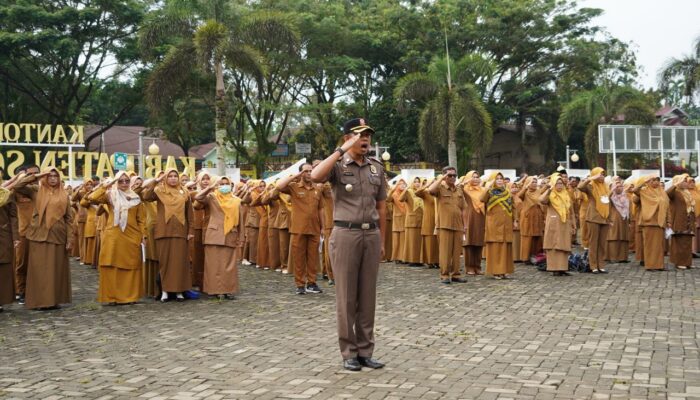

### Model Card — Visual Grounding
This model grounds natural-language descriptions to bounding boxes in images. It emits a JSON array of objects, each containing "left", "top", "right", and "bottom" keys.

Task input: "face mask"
[{"left": 218, "top": 185, "right": 231, "bottom": 194}]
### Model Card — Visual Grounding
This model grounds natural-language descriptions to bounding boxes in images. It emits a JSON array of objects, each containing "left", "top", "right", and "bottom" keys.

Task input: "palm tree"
[
  {"left": 558, "top": 85, "right": 656, "bottom": 165},
  {"left": 659, "top": 36, "right": 700, "bottom": 107},
  {"left": 139, "top": 0, "right": 298, "bottom": 175},
  {"left": 394, "top": 55, "right": 493, "bottom": 169}
]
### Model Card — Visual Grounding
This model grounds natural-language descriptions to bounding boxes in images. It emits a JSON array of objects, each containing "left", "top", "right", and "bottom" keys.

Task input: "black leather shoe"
[
  {"left": 451, "top": 277, "right": 467, "bottom": 283},
  {"left": 357, "top": 356, "right": 385, "bottom": 369},
  {"left": 440, "top": 279, "right": 451, "bottom": 284},
  {"left": 343, "top": 358, "right": 362, "bottom": 371}
]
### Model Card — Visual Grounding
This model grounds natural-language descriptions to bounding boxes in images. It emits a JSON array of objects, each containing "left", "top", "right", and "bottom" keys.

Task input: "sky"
[{"left": 580, "top": 0, "right": 700, "bottom": 90}]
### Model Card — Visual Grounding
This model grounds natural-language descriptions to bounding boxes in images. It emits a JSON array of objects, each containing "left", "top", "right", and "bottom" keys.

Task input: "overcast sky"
[{"left": 580, "top": 0, "right": 699, "bottom": 90}]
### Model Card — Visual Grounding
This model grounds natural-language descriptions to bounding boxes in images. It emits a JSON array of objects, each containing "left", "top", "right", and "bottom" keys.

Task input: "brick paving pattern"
[{"left": 1, "top": 258, "right": 699, "bottom": 399}]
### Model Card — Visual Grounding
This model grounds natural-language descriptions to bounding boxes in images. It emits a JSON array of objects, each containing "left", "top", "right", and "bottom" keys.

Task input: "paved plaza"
[{"left": 1, "top": 257, "right": 699, "bottom": 400}]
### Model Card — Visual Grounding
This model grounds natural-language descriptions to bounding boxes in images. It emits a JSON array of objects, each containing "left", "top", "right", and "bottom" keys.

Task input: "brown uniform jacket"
[
  {"left": 326, "top": 155, "right": 387, "bottom": 224},
  {"left": 279, "top": 181, "right": 322, "bottom": 235},
  {"left": 431, "top": 183, "right": 466, "bottom": 231},
  {"left": 415, "top": 187, "right": 436, "bottom": 236},
  {"left": 577, "top": 181, "right": 609, "bottom": 224},
  {"left": 388, "top": 189, "right": 406, "bottom": 231},
  {"left": 15, "top": 185, "right": 74, "bottom": 246},
  {"left": 320, "top": 183, "right": 333, "bottom": 231},
  {"left": 539, "top": 193, "right": 575, "bottom": 251},
  {"left": 399, "top": 189, "right": 423, "bottom": 229},
  {"left": 667, "top": 186, "right": 696, "bottom": 235},
  {"left": 0, "top": 200, "right": 19, "bottom": 264},
  {"left": 15, "top": 193, "right": 33, "bottom": 237},
  {"left": 198, "top": 192, "right": 243, "bottom": 247},
  {"left": 480, "top": 189, "right": 513, "bottom": 243},
  {"left": 608, "top": 203, "right": 630, "bottom": 241},
  {"left": 141, "top": 185, "right": 194, "bottom": 239},
  {"left": 241, "top": 190, "right": 261, "bottom": 228}
]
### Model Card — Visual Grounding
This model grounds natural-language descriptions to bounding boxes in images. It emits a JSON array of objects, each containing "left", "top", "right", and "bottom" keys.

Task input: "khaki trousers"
[
  {"left": 329, "top": 227, "right": 381, "bottom": 359},
  {"left": 587, "top": 222, "right": 609, "bottom": 269},
  {"left": 438, "top": 229, "right": 462, "bottom": 279},
  {"left": 291, "top": 233, "right": 320, "bottom": 288},
  {"left": 322, "top": 228, "right": 334, "bottom": 279},
  {"left": 246, "top": 227, "right": 258, "bottom": 264},
  {"left": 279, "top": 229, "right": 290, "bottom": 270}
]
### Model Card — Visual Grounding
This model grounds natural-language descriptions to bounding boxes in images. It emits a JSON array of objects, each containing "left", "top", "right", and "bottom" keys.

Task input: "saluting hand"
[{"left": 341, "top": 132, "right": 361, "bottom": 152}]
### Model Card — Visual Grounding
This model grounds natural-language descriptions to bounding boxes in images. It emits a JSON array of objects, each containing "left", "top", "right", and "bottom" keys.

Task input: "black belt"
[{"left": 334, "top": 221, "right": 378, "bottom": 230}]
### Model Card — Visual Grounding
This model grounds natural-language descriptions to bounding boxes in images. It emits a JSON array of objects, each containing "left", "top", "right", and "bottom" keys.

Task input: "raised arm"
[{"left": 311, "top": 133, "right": 361, "bottom": 183}]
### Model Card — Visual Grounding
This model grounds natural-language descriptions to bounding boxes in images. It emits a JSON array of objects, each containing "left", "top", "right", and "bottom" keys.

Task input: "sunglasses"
[{"left": 446, "top": 174, "right": 457, "bottom": 177}]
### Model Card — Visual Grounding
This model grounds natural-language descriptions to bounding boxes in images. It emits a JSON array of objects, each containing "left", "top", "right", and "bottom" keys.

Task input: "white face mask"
[{"left": 218, "top": 185, "right": 232, "bottom": 194}]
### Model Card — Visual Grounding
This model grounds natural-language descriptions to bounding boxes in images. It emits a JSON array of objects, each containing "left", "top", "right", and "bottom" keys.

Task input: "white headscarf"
[{"left": 111, "top": 171, "right": 141, "bottom": 231}]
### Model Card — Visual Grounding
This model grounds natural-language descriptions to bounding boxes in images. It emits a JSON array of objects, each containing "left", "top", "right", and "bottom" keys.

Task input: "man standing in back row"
[{"left": 311, "top": 118, "right": 387, "bottom": 372}]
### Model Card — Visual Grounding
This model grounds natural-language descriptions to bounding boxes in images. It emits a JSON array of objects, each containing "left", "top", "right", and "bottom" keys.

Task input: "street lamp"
[
  {"left": 148, "top": 140, "right": 160, "bottom": 155},
  {"left": 381, "top": 150, "right": 391, "bottom": 161},
  {"left": 566, "top": 145, "right": 579, "bottom": 170}
]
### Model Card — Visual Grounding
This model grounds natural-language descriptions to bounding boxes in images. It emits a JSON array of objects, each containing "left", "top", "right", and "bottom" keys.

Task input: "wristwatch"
[{"left": 335, "top": 147, "right": 345, "bottom": 156}]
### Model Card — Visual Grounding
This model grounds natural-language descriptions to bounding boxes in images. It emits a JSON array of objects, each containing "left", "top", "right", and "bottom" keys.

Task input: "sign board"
[
  {"left": 113, "top": 152, "right": 128, "bottom": 170},
  {"left": 598, "top": 125, "right": 700, "bottom": 153},
  {"left": 295, "top": 143, "right": 311, "bottom": 154},
  {"left": 271, "top": 144, "right": 289, "bottom": 157},
  {"left": 264, "top": 158, "right": 307, "bottom": 184}
]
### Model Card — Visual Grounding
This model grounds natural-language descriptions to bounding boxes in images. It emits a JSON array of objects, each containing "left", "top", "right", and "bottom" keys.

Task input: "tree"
[
  {"left": 0, "top": 0, "right": 146, "bottom": 142},
  {"left": 660, "top": 36, "right": 700, "bottom": 107},
  {"left": 558, "top": 85, "right": 656, "bottom": 165},
  {"left": 140, "top": 0, "right": 297, "bottom": 175},
  {"left": 394, "top": 56, "right": 492, "bottom": 168}
]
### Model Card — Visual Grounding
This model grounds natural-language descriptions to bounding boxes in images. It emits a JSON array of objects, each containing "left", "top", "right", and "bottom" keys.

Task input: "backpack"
[
  {"left": 530, "top": 252, "right": 547, "bottom": 271},
  {"left": 568, "top": 250, "right": 590, "bottom": 273}
]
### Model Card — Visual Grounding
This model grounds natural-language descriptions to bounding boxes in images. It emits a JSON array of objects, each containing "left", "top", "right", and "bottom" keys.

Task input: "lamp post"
[
  {"left": 374, "top": 142, "right": 391, "bottom": 171},
  {"left": 138, "top": 131, "right": 144, "bottom": 177}
]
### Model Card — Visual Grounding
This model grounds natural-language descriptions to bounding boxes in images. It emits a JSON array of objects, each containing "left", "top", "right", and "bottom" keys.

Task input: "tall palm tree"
[
  {"left": 659, "top": 36, "right": 700, "bottom": 106},
  {"left": 139, "top": 0, "right": 298, "bottom": 175},
  {"left": 394, "top": 55, "right": 493, "bottom": 169},
  {"left": 558, "top": 85, "right": 656, "bottom": 165}
]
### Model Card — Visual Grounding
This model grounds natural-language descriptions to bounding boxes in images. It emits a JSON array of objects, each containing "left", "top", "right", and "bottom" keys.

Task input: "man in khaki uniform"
[
  {"left": 429, "top": 167, "right": 469, "bottom": 284},
  {"left": 311, "top": 117, "right": 387, "bottom": 372},
  {"left": 276, "top": 163, "right": 324, "bottom": 294}
]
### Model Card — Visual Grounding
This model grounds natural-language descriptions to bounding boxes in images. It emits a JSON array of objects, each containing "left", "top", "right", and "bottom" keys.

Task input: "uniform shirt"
[
  {"left": 327, "top": 155, "right": 387, "bottom": 224},
  {"left": 279, "top": 181, "right": 322, "bottom": 235},
  {"left": 15, "top": 193, "right": 34, "bottom": 236},
  {"left": 432, "top": 183, "right": 466, "bottom": 231}
]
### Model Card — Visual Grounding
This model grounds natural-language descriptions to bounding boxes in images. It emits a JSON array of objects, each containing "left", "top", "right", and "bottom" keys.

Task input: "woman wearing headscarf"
[
  {"left": 415, "top": 178, "right": 438, "bottom": 268},
  {"left": 606, "top": 177, "right": 631, "bottom": 263},
  {"left": 241, "top": 180, "right": 262, "bottom": 266},
  {"left": 269, "top": 182, "right": 293, "bottom": 274},
  {"left": 511, "top": 181, "right": 524, "bottom": 262},
  {"left": 517, "top": 175, "right": 545, "bottom": 262},
  {"left": 132, "top": 175, "right": 158, "bottom": 297},
  {"left": 0, "top": 174, "right": 19, "bottom": 312},
  {"left": 687, "top": 177, "right": 700, "bottom": 256},
  {"left": 577, "top": 167, "right": 611, "bottom": 273},
  {"left": 632, "top": 175, "right": 669, "bottom": 271},
  {"left": 141, "top": 168, "right": 194, "bottom": 301},
  {"left": 539, "top": 173, "right": 575, "bottom": 276},
  {"left": 261, "top": 182, "right": 282, "bottom": 272},
  {"left": 87, "top": 171, "right": 145, "bottom": 304},
  {"left": 667, "top": 174, "right": 695, "bottom": 269},
  {"left": 388, "top": 179, "right": 407, "bottom": 263},
  {"left": 194, "top": 176, "right": 243, "bottom": 299},
  {"left": 79, "top": 179, "right": 99, "bottom": 267},
  {"left": 189, "top": 171, "right": 211, "bottom": 289},
  {"left": 461, "top": 171, "right": 486, "bottom": 275},
  {"left": 399, "top": 177, "right": 424, "bottom": 266},
  {"left": 480, "top": 171, "right": 514, "bottom": 279},
  {"left": 13, "top": 167, "right": 74, "bottom": 309},
  {"left": 248, "top": 180, "right": 271, "bottom": 270}
]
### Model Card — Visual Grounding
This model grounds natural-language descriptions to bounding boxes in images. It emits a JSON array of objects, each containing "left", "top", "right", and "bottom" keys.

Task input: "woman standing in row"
[
  {"left": 14, "top": 167, "right": 74, "bottom": 309},
  {"left": 667, "top": 174, "right": 695, "bottom": 270},
  {"left": 607, "top": 177, "right": 631, "bottom": 263},
  {"left": 415, "top": 178, "right": 438, "bottom": 268},
  {"left": 389, "top": 179, "right": 407, "bottom": 263},
  {"left": 88, "top": 171, "right": 145, "bottom": 305},
  {"left": 399, "top": 177, "right": 424, "bottom": 266},
  {"left": 194, "top": 176, "right": 242, "bottom": 299},
  {"left": 518, "top": 176, "right": 544, "bottom": 262},
  {"left": 577, "top": 168, "right": 610, "bottom": 274},
  {"left": 461, "top": 171, "right": 485, "bottom": 275},
  {"left": 539, "top": 173, "right": 575, "bottom": 276},
  {"left": 633, "top": 175, "right": 669, "bottom": 271},
  {"left": 142, "top": 168, "right": 194, "bottom": 301},
  {"left": 480, "top": 172, "right": 514, "bottom": 280}
]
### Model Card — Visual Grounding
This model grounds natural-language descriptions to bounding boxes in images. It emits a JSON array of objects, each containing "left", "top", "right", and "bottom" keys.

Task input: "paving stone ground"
[{"left": 1, "top": 256, "right": 699, "bottom": 400}]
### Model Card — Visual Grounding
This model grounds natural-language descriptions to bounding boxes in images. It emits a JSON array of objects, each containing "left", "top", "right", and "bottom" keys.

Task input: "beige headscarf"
[
  {"left": 638, "top": 175, "right": 669, "bottom": 227},
  {"left": 213, "top": 176, "right": 240, "bottom": 234},
  {"left": 548, "top": 173, "right": 571, "bottom": 221},
  {"left": 589, "top": 167, "right": 610, "bottom": 219},
  {"left": 110, "top": 171, "right": 142, "bottom": 231},
  {"left": 672, "top": 173, "right": 695, "bottom": 215}
]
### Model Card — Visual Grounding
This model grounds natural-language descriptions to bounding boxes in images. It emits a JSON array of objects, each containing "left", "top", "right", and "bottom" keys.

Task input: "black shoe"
[
  {"left": 440, "top": 279, "right": 451, "bottom": 284},
  {"left": 451, "top": 277, "right": 467, "bottom": 283},
  {"left": 408, "top": 263, "right": 423, "bottom": 267},
  {"left": 357, "top": 356, "right": 385, "bottom": 369},
  {"left": 306, "top": 284, "right": 323, "bottom": 294},
  {"left": 598, "top": 269, "right": 608, "bottom": 274},
  {"left": 17, "top": 294, "right": 25, "bottom": 305},
  {"left": 224, "top": 294, "right": 236, "bottom": 300},
  {"left": 295, "top": 287, "right": 306, "bottom": 295},
  {"left": 328, "top": 279, "right": 335, "bottom": 286},
  {"left": 322, "top": 274, "right": 329, "bottom": 280},
  {"left": 343, "top": 358, "right": 362, "bottom": 371}
]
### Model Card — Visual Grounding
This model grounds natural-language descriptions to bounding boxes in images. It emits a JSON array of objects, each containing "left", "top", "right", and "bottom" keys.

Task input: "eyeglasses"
[
  {"left": 446, "top": 174, "right": 457, "bottom": 177},
  {"left": 117, "top": 179, "right": 130, "bottom": 184}
]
